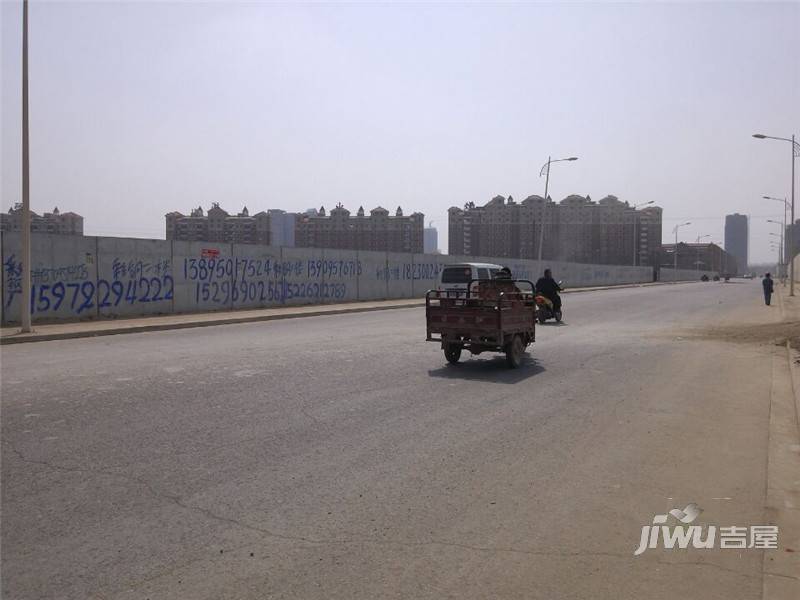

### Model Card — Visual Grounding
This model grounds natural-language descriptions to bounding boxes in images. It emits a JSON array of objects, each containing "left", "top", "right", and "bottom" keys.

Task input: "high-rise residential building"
[
  {"left": 724, "top": 213, "right": 748, "bottom": 274},
  {"left": 424, "top": 225, "right": 439, "bottom": 254},
  {"left": 295, "top": 204, "right": 424, "bottom": 253},
  {"left": 1, "top": 204, "right": 83, "bottom": 235},
  {"left": 447, "top": 194, "right": 662, "bottom": 266},
  {"left": 166, "top": 204, "right": 271, "bottom": 245}
]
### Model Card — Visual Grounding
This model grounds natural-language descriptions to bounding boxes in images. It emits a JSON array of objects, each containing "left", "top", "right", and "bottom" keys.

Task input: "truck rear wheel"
[
  {"left": 505, "top": 335, "right": 524, "bottom": 368},
  {"left": 444, "top": 344, "right": 462, "bottom": 364}
]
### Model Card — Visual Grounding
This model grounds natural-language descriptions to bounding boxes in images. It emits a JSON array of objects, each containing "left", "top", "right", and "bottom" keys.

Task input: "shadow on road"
[{"left": 427, "top": 353, "right": 545, "bottom": 384}]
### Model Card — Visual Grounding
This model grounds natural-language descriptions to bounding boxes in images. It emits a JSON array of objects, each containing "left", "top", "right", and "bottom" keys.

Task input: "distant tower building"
[
  {"left": 424, "top": 223, "right": 438, "bottom": 254},
  {"left": 724, "top": 213, "right": 748, "bottom": 274},
  {"left": 267, "top": 209, "right": 296, "bottom": 247}
]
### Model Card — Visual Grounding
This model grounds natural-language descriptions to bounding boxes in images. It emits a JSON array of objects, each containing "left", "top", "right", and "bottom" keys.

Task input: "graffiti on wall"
[
  {"left": 376, "top": 262, "right": 445, "bottom": 281},
  {"left": 3, "top": 254, "right": 96, "bottom": 315},
  {"left": 102, "top": 257, "right": 174, "bottom": 308},
  {"left": 2, "top": 254, "right": 176, "bottom": 317},
  {"left": 182, "top": 257, "right": 362, "bottom": 305},
  {"left": 2, "top": 251, "right": 452, "bottom": 319}
]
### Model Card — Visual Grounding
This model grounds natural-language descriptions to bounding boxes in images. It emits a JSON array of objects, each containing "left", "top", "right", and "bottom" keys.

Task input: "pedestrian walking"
[{"left": 762, "top": 272, "right": 774, "bottom": 306}]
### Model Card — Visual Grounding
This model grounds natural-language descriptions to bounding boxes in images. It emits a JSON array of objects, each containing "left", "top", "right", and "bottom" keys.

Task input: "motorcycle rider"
[{"left": 535, "top": 268, "right": 562, "bottom": 314}]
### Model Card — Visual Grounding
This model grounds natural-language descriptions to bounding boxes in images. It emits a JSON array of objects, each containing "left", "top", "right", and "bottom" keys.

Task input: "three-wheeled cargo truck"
[{"left": 425, "top": 279, "right": 536, "bottom": 368}]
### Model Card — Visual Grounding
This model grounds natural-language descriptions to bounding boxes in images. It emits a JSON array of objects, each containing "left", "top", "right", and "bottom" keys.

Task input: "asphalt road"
[{"left": 0, "top": 280, "right": 788, "bottom": 599}]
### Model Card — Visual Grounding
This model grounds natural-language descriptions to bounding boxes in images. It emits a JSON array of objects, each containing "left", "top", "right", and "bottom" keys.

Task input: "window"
[{"left": 441, "top": 267, "right": 472, "bottom": 284}]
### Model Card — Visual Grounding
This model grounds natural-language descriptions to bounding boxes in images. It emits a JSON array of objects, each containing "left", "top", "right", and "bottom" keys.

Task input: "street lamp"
[
  {"left": 537, "top": 156, "right": 578, "bottom": 269},
  {"left": 753, "top": 133, "right": 799, "bottom": 295},
  {"left": 672, "top": 221, "right": 691, "bottom": 281},
  {"left": 764, "top": 196, "right": 789, "bottom": 278},
  {"left": 767, "top": 220, "right": 784, "bottom": 278},
  {"left": 770, "top": 240, "right": 781, "bottom": 269},
  {"left": 632, "top": 201, "right": 655, "bottom": 266},
  {"left": 695, "top": 234, "right": 711, "bottom": 272}
]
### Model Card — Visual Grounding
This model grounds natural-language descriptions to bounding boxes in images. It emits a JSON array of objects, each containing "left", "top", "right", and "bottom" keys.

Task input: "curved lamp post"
[{"left": 537, "top": 156, "right": 578, "bottom": 269}]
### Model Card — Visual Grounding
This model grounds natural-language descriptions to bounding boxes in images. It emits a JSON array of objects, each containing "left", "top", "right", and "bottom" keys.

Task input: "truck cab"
[{"left": 436, "top": 262, "right": 503, "bottom": 296}]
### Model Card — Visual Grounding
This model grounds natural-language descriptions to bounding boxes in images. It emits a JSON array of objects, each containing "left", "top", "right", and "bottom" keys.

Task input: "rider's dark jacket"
[{"left": 535, "top": 276, "right": 562, "bottom": 300}]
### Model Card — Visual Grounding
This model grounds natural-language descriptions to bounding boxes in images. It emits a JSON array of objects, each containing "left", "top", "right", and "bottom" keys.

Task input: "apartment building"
[
  {"left": 165, "top": 204, "right": 271, "bottom": 245},
  {"left": 295, "top": 204, "right": 424, "bottom": 253},
  {"left": 448, "top": 194, "right": 662, "bottom": 266},
  {"left": 1, "top": 205, "right": 84, "bottom": 235}
]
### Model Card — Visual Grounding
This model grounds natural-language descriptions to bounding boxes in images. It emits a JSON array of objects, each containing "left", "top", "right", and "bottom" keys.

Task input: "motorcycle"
[{"left": 534, "top": 281, "right": 563, "bottom": 324}]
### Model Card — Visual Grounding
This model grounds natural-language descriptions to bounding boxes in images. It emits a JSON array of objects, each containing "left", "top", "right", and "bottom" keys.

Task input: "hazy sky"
[{"left": 1, "top": 1, "right": 797, "bottom": 262}]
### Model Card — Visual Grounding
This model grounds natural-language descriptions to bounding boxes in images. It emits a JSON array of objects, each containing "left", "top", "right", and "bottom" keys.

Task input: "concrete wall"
[
  {"left": 1, "top": 232, "right": 656, "bottom": 324},
  {"left": 659, "top": 268, "right": 717, "bottom": 282},
  {"left": 792, "top": 254, "right": 800, "bottom": 283}
]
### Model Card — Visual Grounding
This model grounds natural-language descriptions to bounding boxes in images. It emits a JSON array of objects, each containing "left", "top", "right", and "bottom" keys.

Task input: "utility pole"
[
  {"left": 672, "top": 222, "right": 691, "bottom": 282},
  {"left": 695, "top": 234, "right": 710, "bottom": 273},
  {"left": 752, "top": 132, "right": 798, "bottom": 295},
  {"left": 20, "top": 0, "right": 32, "bottom": 333},
  {"left": 674, "top": 231, "right": 678, "bottom": 279},
  {"left": 792, "top": 134, "right": 796, "bottom": 296}
]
